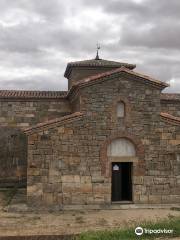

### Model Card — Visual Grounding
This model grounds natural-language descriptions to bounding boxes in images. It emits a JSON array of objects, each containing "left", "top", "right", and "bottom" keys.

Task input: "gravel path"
[{"left": 0, "top": 208, "right": 179, "bottom": 237}]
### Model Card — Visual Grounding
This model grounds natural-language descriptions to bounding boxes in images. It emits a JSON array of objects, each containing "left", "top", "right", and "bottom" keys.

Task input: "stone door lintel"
[{"left": 109, "top": 156, "right": 138, "bottom": 163}]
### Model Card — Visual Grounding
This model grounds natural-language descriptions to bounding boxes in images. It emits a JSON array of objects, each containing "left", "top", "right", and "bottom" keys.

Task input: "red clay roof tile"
[
  {"left": 0, "top": 90, "right": 67, "bottom": 99},
  {"left": 24, "top": 112, "right": 83, "bottom": 134},
  {"left": 64, "top": 58, "right": 136, "bottom": 78},
  {"left": 160, "top": 112, "right": 180, "bottom": 125}
]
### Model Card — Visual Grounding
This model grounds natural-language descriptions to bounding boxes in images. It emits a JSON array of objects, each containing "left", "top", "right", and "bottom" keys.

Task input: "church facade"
[{"left": 0, "top": 56, "right": 180, "bottom": 209}]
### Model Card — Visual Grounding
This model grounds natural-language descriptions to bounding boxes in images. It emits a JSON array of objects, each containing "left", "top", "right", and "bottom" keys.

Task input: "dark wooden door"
[
  {"left": 111, "top": 162, "right": 132, "bottom": 201},
  {"left": 111, "top": 163, "right": 122, "bottom": 201}
]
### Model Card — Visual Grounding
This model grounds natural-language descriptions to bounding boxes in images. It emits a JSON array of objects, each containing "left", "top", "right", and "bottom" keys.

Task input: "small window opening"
[{"left": 117, "top": 101, "right": 125, "bottom": 118}]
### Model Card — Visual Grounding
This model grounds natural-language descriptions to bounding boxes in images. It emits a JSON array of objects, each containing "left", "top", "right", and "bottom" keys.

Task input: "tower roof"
[{"left": 64, "top": 58, "right": 136, "bottom": 78}]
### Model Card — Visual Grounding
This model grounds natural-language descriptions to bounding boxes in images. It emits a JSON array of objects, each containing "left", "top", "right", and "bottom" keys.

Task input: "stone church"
[{"left": 0, "top": 54, "right": 180, "bottom": 209}]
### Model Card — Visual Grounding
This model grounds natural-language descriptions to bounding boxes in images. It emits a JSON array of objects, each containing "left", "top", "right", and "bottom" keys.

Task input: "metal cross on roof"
[{"left": 95, "top": 43, "right": 101, "bottom": 60}]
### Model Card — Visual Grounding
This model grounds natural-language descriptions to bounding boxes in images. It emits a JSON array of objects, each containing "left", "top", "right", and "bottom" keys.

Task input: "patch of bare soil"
[{"left": 0, "top": 208, "right": 180, "bottom": 237}]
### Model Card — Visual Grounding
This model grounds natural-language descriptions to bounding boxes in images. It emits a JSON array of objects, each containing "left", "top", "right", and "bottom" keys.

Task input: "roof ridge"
[
  {"left": 160, "top": 112, "right": 180, "bottom": 125},
  {"left": 24, "top": 112, "right": 83, "bottom": 135},
  {"left": 68, "top": 67, "right": 169, "bottom": 97},
  {"left": 0, "top": 89, "right": 67, "bottom": 92},
  {"left": 161, "top": 93, "right": 180, "bottom": 95},
  {"left": 67, "top": 58, "right": 135, "bottom": 65},
  {"left": 64, "top": 58, "right": 136, "bottom": 78}
]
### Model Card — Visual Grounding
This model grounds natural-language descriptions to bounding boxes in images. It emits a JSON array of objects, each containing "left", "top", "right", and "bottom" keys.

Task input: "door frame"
[{"left": 111, "top": 161, "right": 134, "bottom": 203}]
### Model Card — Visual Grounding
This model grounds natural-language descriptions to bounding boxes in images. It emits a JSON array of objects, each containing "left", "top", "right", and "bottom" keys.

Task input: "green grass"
[{"left": 75, "top": 216, "right": 180, "bottom": 240}]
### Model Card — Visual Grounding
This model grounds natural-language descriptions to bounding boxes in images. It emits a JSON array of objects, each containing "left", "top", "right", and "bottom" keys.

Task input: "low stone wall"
[
  {"left": 0, "top": 99, "right": 71, "bottom": 127},
  {"left": 161, "top": 100, "right": 180, "bottom": 117}
]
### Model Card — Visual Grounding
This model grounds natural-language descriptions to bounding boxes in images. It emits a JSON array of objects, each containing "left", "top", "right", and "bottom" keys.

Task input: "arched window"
[
  {"left": 107, "top": 138, "right": 136, "bottom": 157},
  {"left": 117, "top": 101, "right": 125, "bottom": 118}
]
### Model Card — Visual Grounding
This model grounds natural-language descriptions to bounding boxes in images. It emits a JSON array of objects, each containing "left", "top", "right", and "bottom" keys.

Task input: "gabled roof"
[
  {"left": 24, "top": 112, "right": 83, "bottom": 135},
  {"left": 161, "top": 93, "right": 180, "bottom": 101},
  {"left": 68, "top": 67, "right": 169, "bottom": 97},
  {"left": 0, "top": 90, "right": 67, "bottom": 99},
  {"left": 64, "top": 58, "right": 136, "bottom": 78},
  {"left": 160, "top": 112, "right": 180, "bottom": 125}
]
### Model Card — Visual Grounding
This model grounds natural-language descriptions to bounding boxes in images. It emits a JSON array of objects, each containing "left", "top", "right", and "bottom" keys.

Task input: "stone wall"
[
  {"left": 161, "top": 99, "right": 180, "bottom": 117},
  {"left": 27, "top": 116, "right": 101, "bottom": 209},
  {"left": 149, "top": 119, "right": 180, "bottom": 203},
  {"left": 0, "top": 99, "right": 71, "bottom": 185},
  {"left": 26, "top": 74, "right": 180, "bottom": 208},
  {"left": 0, "top": 99, "right": 71, "bottom": 127}
]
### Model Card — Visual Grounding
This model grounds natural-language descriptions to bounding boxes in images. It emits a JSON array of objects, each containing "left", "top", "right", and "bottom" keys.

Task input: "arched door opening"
[
  {"left": 107, "top": 138, "right": 136, "bottom": 202},
  {"left": 111, "top": 162, "right": 132, "bottom": 201}
]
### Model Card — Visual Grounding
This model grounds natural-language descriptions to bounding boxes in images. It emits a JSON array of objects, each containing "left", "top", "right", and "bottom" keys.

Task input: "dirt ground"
[{"left": 0, "top": 208, "right": 180, "bottom": 237}]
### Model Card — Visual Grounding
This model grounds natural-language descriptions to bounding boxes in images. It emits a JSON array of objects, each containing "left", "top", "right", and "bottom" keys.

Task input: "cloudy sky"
[{"left": 0, "top": 0, "right": 180, "bottom": 92}]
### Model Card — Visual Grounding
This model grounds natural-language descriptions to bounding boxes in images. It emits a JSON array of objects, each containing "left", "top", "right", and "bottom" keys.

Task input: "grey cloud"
[
  {"left": 0, "top": 0, "right": 66, "bottom": 20},
  {"left": 120, "top": 19, "right": 180, "bottom": 50},
  {"left": 85, "top": 0, "right": 180, "bottom": 21},
  {"left": 85, "top": 0, "right": 180, "bottom": 50},
  {"left": 0, "top": 0, "right": 179, "bottom": 92},
  {"left": 0, "top": 75, "right": 67, "bottom": 91}
]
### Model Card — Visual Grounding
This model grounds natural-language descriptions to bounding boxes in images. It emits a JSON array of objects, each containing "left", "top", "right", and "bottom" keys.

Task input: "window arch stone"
[
  {"left": 100, "top": 131, "right": 145, "bottom": 177},
  {"left": 111, "top": 96, "right": 131, "bottom": 124},
  {"left": 107, "top": 138, "right": 136, "bottom": 157}
]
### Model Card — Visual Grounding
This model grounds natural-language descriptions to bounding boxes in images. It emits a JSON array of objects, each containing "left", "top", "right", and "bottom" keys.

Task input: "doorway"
[{"left": 111, "top": 162, "right": 132, "bottom": 202}]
